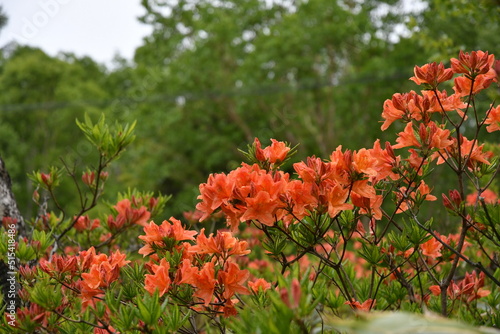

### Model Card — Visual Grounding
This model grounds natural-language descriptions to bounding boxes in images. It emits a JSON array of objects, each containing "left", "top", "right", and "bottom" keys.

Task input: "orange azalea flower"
[
  {"left": 248, "top": 278, "right": 271, "bottom": 293},
  {"left": 78, "top": 246, "right": 97, "bottom": 271},
  {"left": 352, "top": 148, "right": 378, "bottom": 179},
  {"left": 466, "top": 189, "right": 499, "bottom": 206},
  {"left": 422, "top": 90, "right": 466, "bottom": 115},
  {"left": 189, "top": 229, "right": 250, "bottom": 258},
  {"left": 407, "top": 148, "right": 427, "bottom": 171},
  {"left": 485, "top": 104, "right": 500, "bottom": 132},
  {"left": 149, "top": 218, "right": 197, "bottom": 243},
  {"left": 193, "top": 261, "right": 217, "bottom": 306},
  {"left": 369, "top": 140, "right": 400, "bottom": 181},
  {"left": 94, "top": 324, "right": 120, "bottom": 334},
  {"left": 465, "top": 139, "right": 493, "bottom": 166},
  {"left": 281, "top": 180, "right": 318, "bottom": 221},
  {"left": 144, "top": 258, "right": 171, "bottom": 297},
  {"left": 197, "top": 163, "right": 290, "bottom": 230},
  {"left": 330, "top": 146, "right": 382, "bottom": 195},
  {"left": 459, "top": 271, "right": 490, "bottom": 303},
  {"left": 294, "top": 156, "right": 334, "bottom": 184},
  {"left": 380, "top": 92, "right": 427, "bottom": 130},
  {"left": 198, "top": 173, "right": 235, "bottom": 213},
  {"left": 218, "top": 262, "right": 250, "bottom": 299},
  {"left": 410, "top": 62, "right": 453, "bottom": 88},
  {"left": 81, "top": 261, "right": 121, "bottom": 290},
  {"left": 108, "top": 249, "right": 130, "bottom": 268},
  {"left": 79, "top": 248, "right": 130, "bottom": 307},
  {"left": 138, "top": 218, "right": 197, "bottom": 256},
  {"left": 39, "top": 254, "right": 78, "bottom": 275},
  {"left": 451, "top": 50, "right": 495, "bottom": 77},
  {"left": 420, "top": 237, "right": 442, "bottom": 258},
  {"left": 220, "top": 298, "right": 239, "bottom": 317},
  {"left": 177, "top": 259, "right": 199, "bottom": 285},
  {"left": 430, "top": 272, "right": 490, "bottom": 303},
  {"left": 329, "top": 145, "right": 351, "bottom": 183},
  {"left": 417, "top": 181, "right": 437, "bottom": 202},
  {"left": 253, "top": 138, "right": 291, "bottom": 164},
  {"left": 345, "top": 298, "right": 376, "bottom": 311},
  {"left": 422, "top": 122, "right": 453, "bottom": 150},
  {"left": 263, "top": 139, "right": 291, "bottom": 164},
  {"left": 453, "top": 75, "right": 494, "bottom": 97},
  {"left": 393, "top": 122, "right": 420, "bottom": 149},
  {"left": 326, "top": 183, "right": 353, "bottom": 218},
  {"left": 381, "top": 94, "right": 405, "bottom": 130},
  {"left": 73, "top": 215, "right": 100, "bottom": 232},
  {"left": 241, "top": 190, "right": 281, "bottom": 226},
  {"left": 116, "top": 198, "right": 151, "bottom": 226},
  {"left": 351, "top": 192, "right": 383, "bottom": 220},
  {"left": 429, "top": 285, "right": 441, "bottom": 296},
  {"left": 393, "top": 121, "right": 453, "bottom": 151},
  {"left": 441, "top": 135, "right": 491, "bottom": 167},
  {"left": 352, "top": 179, "right": 376, "bottom": 199}
]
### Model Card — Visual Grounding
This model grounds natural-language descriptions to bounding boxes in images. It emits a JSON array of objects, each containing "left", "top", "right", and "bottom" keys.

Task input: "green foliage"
[{"left": 76, "top": 113, "right": 136, "bottom": 163}]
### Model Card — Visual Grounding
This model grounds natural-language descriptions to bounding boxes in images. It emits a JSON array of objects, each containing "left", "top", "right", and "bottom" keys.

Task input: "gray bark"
[
  {"left": 0, "top": 155, "right": 24, "bottom": 308},
  {"left": 0, "top": 156, "right": 24, "bottom": 226}
]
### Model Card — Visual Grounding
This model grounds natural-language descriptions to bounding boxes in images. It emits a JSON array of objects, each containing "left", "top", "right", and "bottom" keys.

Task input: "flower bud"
[
  {"left": 385, "top": 141, "right": 396, "bottom": 160},
  {"left": 82, "top": 171, "right": 95, "bottom": 187},
  {"left": 449, "top": 189, "right": 462, "bottom": 207},
  {"left": 32, "top": 189, "right": 40, "bottom": 204},
  {"left": 253, "top": 138, "right": 266, "bottom": 162},
  {"left": 41, "top": 173, "right": 52, "bottom": 187},
  {"left": 442, "top": 193, "right": 453, "bottom": 210},
  {"left": 99, "top": 171, "right": 109, "bottom": 181}
]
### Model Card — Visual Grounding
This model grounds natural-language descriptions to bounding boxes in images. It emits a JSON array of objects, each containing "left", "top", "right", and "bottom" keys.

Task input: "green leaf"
[{"left": 136, "top": 292, "right": 162, "bottom": 327}]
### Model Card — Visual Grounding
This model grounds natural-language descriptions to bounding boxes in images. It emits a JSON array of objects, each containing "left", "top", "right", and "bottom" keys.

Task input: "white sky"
[{"left": 0, "top": 0, "right": 153, "bottom": 66}]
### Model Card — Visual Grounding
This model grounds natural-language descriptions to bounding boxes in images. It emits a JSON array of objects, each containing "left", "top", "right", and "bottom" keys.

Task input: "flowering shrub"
[{"left": 1, "top": 51, "right": 499, "bottom": 333}]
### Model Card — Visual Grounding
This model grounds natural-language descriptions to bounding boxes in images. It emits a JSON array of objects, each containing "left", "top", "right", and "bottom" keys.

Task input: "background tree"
[
  {"left": 117, "top": 0, "right": 426, "bottom": 217},
  {"left": 0, "top": 0, "right": 498, "bottom": 221},
  {"left": 0, "top": 46, "right": 110, "bottom": 216}
]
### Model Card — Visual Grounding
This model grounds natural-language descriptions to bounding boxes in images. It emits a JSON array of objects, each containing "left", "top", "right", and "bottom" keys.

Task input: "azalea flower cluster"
[
  {"left": 197, "top": 139, "right": 434, "bottom": 230},
  {"left": 429, "top": 271, "right": 490, "bottom": 303},
  {"left": 41, "top": 247, "right": 130, "bottom": 308},
  {"left": 12, "top": 247, "right": 129, "bottom": 333},
  {"left": 138, "top": 217, "right": 266, "bottom": 317}
]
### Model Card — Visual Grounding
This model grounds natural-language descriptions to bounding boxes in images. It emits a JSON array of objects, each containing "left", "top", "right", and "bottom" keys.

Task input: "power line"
[{"left": 0, "top": 71, "right": 409, "bottom": 113}]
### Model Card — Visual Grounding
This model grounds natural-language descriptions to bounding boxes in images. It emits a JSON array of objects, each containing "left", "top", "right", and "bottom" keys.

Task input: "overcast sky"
[{"left": 0, "top": 0, "right": 153, "bottom": 66}]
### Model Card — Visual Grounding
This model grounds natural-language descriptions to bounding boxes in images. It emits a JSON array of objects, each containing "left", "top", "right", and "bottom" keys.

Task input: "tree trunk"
[
  {"left": 0, "top": 155, "right": 24, "bottom": 309},
  {"left": 0, "top": 156, "right": 24, "bottom": 226}
]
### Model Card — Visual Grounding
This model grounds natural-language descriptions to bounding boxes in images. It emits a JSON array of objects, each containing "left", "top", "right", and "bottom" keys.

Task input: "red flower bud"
[
  {"left": 442, "top": 189, "right": 462, "bottom": 211},
  {"left": 449, "top": 189, "right": 462, "bottom": 207},
  {"left": 149, "top": 197, "right": 159, "bottom": 211},
  {"left": 253, "top": 138, "right": 266, "bottom": 162},
  {"left": 99, "top": 171, "right": 109, "bottom": 181},
  {"left": 494, "top": 59, "right": 500, "bottom": 81},
  {"left": 32, "top": 189, "right": 40, "bottom": 204},
  {"left": 82, "top": 171, "right": 95, "bottom": 187},
  {"left": 385, "top": 141, "right": 396, "bottom": 160},
  {"left": 41, "top": 173, "right": 52, "bottom": 186},
  {"left": 2, "top": 216, "right": 17, "bottom": 229}
]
